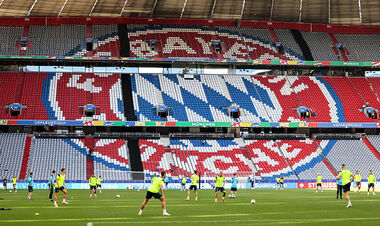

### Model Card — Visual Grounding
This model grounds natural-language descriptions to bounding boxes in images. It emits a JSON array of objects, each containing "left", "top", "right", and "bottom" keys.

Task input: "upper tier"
[{"left": 2, "top": 24, "right": 380, "bottom": 62}]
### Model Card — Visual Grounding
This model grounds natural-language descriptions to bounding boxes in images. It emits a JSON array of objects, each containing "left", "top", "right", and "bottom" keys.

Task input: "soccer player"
[
  {"left": 186, "top": 171, "right": 199, "bottom": 201},
  {"left": 280, "top": 175, "right": 284, "bottom": 190},
  {"left": 97, "top": 176, "right": 102, "bottom": 193},
  {"left": 354, "top": 170, "right": 362, "bottom": 193},
  {"left": 48, "top": 171, "right": 56, "bottom": 202},
  {"left": 275, "top": 177, "right": 280, "bottom": 190},
  {"left": 336, "top": 164, "right": 354, "bottom": 208},
  {"left": 180, "top": 175, "right": 187, "bottom": 191},
  {"left": 138, "top": 171, "right": 170, "bottom": 216},
  {"left": 230, "top": 173, "right": 238, "bottom": 198},
  {"left": 89, "top": 174, "right": 97, "bottom": 198},
  {"left": 164, "top": 176, "right": 169, "bottom": 190},
  {"left": 54, "top": 168, "right": 68, "bottom": 207},
  {"left": 27, "top": 172, "right": 33, "bottom": 200},
  {"left": 213, "top": 172, "right": 226, "bottom": 203},
  {"left": 11, "top": 176, "right": 17, "bottom": 193},
  {"left": 2, "top": 177, "right": 7, "bottom": 190},
  {"left": 336, "top": 171, "right": 343, "bottom": 199},
  {"left": 316, "top": 173, "right": 323, "bottom": 193},
  {"left": 367, "top": 170, "right": 376, "bottom": 195}
]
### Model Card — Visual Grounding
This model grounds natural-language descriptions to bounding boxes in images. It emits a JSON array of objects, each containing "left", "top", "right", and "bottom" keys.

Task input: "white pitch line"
[
  {"left": 87, "top": 223, "right": 93, "bottom": 226},
  {"left": 89, "top": 217, "right": 380, "bottom": 224}
]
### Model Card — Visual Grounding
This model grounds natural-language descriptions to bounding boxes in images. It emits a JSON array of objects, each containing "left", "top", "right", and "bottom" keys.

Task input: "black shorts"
[
  {"left": 97, "top": 184, "right": 101, "bottom": 188},
  {"left": 90, "top": 185, "right": 97, "bottom": 190},
  {"left": 231, "top": 187, "right": 237, "bottom": 191},
  {"left": 189, "top": 185, "right": 197, "bottom": 190},
  {"left": 317, "top": 183, "right": 322, "bottom": 187},
  {"left": 165, "top": 182, "right": 168, "bottom": 186},
  {"left": 55, "top": 186, "right": 65, "bottom": 193},
  {"left": 343, "top": 183, "right": 351, "bottom": 192},
  {"left": 280, "top": 182, "right": 284, "bottom": 185},
  {"left": 145, "top": 191, "right": 162, "bottom": 199},
  {"left": 181, "top": 183, "right": 185, "bottom": 186},
  {"left": 368, "top": 183, "right": 375, "bottom": 188},
  {"left": 337, "top": 184, "right": 343, "bottom": 190},
  {"left": 3, "top": 183, "right": 6, "bottom": 187},
  {"left": 276, "top": 182, "right": 279, "bottom": 185},
  {"left": 355, "top": 182, "right": 361, "bottom": 186},
  {"left": 28, "top": 186, "right": 33, "bottom": 192},
  {"left": 215, "top": 187, "right": 225, "bottom": 192}
]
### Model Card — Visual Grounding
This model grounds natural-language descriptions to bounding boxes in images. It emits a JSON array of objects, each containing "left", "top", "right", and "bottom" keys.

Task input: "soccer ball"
[
  {"left": 228, "top": 194, "right": 233, "bottom": 199},
  {"left": 116, "top": 195, "right": 120, "bottom": 198},
  {"left": 9, "top": 190, "right": 12, "bottom": 193},
  {"left": 251, "top": 199, "right": 256, "bottom": 204}
]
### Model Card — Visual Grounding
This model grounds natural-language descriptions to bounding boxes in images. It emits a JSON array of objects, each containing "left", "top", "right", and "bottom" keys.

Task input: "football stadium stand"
[
  {"left": 0, "top": 26, "right": 23, "bottom": 56},
  {"left": 2, "top": 72, "right": 380, "bottom": 123},
  {"left": 131, "top": 74, "right": 380, "bottom": 123},
  {"left": 0, "top": 133, "right": 379, "bottom": 182},
  {"left": 0, "top": 134, "right": 27, "bottom": 179},
  {"left": 26, "top": 25, "right": 86, "bottom": 57},
  {"left": 0, "top": 23, "right": 380, "bottom": 62},
  {"left": 0, "top": 72, "right": 125, "bottom": 121},
  {"left": 322, "top": 139, "right": 380, "bottom": 179}
]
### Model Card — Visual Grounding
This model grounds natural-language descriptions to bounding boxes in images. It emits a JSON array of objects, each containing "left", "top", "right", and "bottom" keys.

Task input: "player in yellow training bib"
[
  {"left": 89, "top": 174, "right": 97, "bottom": 198},
  {"left": 97, "top": 176, "right": 102, "bottom": 193},
  {"left": 354, "top": 171, "right": 362, "bottom": 193},
  {"left": 336, "top": 164, "right": 354, "bottom": 208},
  {"left": 54, "top": 168, "right": 68, "bottom": 207},
  {"left": 11, "top": 176, "right": 17, "bottom": 193},
  {"left": 180, "top": 175, "right": 187, "bottom": 191},
  {"left": 138, "top": 171, "right": 170, "bottom": 216},
  {"left": 186, "top": 171, "right": 199, "bottom": 200},
  {"left": 213, "top": 172, "right": 226, "bottom": 203},
  {"left": 367, "top": 170, "right": 376, "bottom": 195},
  {"left": 316, "top": 174, "right": 323, "bottom": 193}
]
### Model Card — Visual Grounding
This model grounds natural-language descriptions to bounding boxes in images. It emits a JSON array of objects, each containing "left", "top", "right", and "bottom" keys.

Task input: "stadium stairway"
[
  {"left": 118, "top": 24, "right": 130, "bottom": 57},
  {"left": 362, "top": 137, "right": 380, "bottom": 161},
  {"left": 314, "top": 139, "right": 338, "bottom": 176},
  {"left": 86, "top": 24, "right": 92, "bottom": 56},
  {"left": 328, "top": 33, "right": 349, "bottom": 62},
  {"left": 290, "top": 30, "right": 314, "bottom": 61},
  {"left": 19, "top": 136, "right": 32, "bottom": 180},
  {"left": 84, "top": 137, "right": 95, "bottom": 179},
  {"left": 274, "top": 141, "right": 300, "bottom": 180},
  {"left": 121, "top": 74, "right": 138, "bottom": 121},
  {"left": 268, "top": 29, "right": 279, "bottom": 42},
  {"left": 19, "top": 25, "right": 30, "bottom": 56},
  {"left": 128, "top": 139, "right": 144, "bottom": 180}
]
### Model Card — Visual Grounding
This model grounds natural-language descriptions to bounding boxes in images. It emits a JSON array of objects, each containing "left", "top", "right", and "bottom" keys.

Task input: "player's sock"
[
  {"left": 373, "top": 192, "right": 376, "bottom": 195},
  {"left": 63, "top": 199, "right": 66, "bottom": 202},
  {"left": 138, "top": 209, "right": 143, "bottom": 215},
  {"left": 54, "top": 201, "right": 57, "bottom": 205},
  {"left": 195, "top": 196, "right": 197, "bottom": 200},
  {"left": 90, "top": 194, "right": 92, "bottom": 197},
  {"left": 215, "top": 198, "right": 217, "bottom": 203}
]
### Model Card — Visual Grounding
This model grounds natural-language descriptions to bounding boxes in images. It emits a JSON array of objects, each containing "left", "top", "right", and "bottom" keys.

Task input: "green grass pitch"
[{"left": 0, "top": 189, "right": 379, "bottom": 225}]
